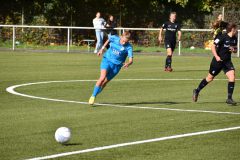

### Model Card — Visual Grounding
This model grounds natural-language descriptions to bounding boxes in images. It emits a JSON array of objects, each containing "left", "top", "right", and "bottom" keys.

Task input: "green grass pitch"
[{"left": 0, "top": 51, "right": 240, "bottom": 160}]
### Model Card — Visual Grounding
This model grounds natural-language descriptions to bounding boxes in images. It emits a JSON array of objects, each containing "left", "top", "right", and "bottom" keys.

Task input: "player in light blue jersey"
[{"left": 89, "top": 31, "right": 133, "bottom": 105}]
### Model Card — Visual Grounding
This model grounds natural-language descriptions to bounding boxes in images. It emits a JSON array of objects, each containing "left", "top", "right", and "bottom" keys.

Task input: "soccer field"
[{"left": 1, "top": 51, "right": 240, "bottom": 160}]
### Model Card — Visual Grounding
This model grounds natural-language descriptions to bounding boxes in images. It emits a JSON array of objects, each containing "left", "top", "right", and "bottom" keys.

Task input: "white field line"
[
  {"left": 6, "top": 79, "right": 240, "bottom": 115},
  {"left": 25, "top": 126, "right": 240, "bottom": 160},
  {"left": 5, "top": 79, "right": 240, "bottom": 159}
]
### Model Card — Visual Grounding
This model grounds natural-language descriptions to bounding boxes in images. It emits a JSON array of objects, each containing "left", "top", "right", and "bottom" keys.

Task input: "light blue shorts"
[{"left": 100, "top": 57, "right": 122, "bottom": 81}]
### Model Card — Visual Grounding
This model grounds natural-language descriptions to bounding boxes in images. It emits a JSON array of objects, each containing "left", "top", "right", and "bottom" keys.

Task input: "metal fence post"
[
  {"left": 178, "top": 41, "right": 181, "bottom": 56},
  {"left": 238, "top": 30, "right": 240, "bottom": 57},
  {"left": 67, "top": 28, "right": 70, "bottom": 53},
  {"left": 12, "top": 26, "right": 15, "bottom": 51}
]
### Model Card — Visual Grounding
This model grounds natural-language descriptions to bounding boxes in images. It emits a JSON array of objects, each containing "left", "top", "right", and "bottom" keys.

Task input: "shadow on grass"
[
  {"left": 133, "top": 49, "right": 142, "bottom": 52},
  {"left": 98, "top": 101, "right": 238, "bottom": 107},
  {"left": 197, "top": 101, "right": 239, "bottom": 106},
  {"left": 133, "top": 49, "right": 161, "bottom": 53},
  {"left": 63, "top": 142, "right": 83, "bottom": 146},
  {"left": 175, "top": 69, "right": 207, "bottom": 72},
  {"left": 102, "top": 101, "right": 191, "bottom": 106}
]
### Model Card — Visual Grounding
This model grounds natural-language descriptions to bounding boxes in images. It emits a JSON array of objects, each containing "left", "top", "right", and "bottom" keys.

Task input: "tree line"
[{"left": 1, "top": 0, "right": 239, "bottom": 28}]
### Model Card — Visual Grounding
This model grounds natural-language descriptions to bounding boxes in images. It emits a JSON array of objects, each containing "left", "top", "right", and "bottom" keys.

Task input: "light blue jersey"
[
  {"left": 104, "top": 35, "right": 133, "bottom": 65},
  {"left": 91, "top": 34, "right": 133, "bottom": 99}
]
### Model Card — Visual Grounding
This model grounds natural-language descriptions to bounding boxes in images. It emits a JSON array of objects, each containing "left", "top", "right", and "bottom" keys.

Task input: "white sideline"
[
  {"left": 25, "top": 126, "right": 240, "bottom": 160},
  {"left": 6, "top": 79, "right": 240, "bottom": 115}
]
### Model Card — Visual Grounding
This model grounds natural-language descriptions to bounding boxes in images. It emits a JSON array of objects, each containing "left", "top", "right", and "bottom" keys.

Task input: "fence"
[{"left": 0, "top": 25, "right": 239, "bottom": 57}]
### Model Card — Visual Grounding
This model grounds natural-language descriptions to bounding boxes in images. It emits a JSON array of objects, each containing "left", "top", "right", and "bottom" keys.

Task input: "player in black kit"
[
  {"left": 193, "top": 23, "right": 238, "bottom": 105},
  {"left": 159, "top": 12, "right": 181, "bottom": 72}
]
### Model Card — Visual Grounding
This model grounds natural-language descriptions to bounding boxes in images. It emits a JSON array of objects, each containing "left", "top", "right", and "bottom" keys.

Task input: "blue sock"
[
  {"left": 97, "top": 87, "right": 102, "bottom": 95},
  {"left": 92, "top": 85, "right": 101, "bottom": 97}
]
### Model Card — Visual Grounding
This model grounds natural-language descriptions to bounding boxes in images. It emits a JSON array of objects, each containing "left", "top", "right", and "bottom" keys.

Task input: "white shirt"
[{"left": 93, "top": 18, "right": 106, "bottom": 31}]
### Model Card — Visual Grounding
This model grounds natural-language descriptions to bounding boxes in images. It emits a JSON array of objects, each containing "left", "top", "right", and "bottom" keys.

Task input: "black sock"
[
  {"left": 196, "top": 78, "right": 208, "bottom": 93},
  {"left": 165, "top": 56, "right": 172, "bottom": 68},
  {"left": 228, "top": 82, "right": 235, "bottom": 99}
]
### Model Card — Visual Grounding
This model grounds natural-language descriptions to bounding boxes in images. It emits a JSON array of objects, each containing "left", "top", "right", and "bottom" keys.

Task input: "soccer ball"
[{"left": 55, "top": 127, "right": 71, "bottom": 144}]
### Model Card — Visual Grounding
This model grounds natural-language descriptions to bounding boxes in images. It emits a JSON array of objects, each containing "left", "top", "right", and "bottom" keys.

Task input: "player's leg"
[
  {"left": 89, "top": 57, "right": 109, "bottom": 105},
  {"left": 168, "top": 41, "right": 176, "bottom": 71},
  {"left": 193, "top": 73, "right": 215, "bottom": 102},
  {"left": 100, "top": 78, "right": 109, "bottom": 90},
  {"left": 89, "top": 69, "right": 107, "bottom": 105},
  {"left": 98, "top": 63, "right": 121, "bottom": 95},
  {"left": 193, "top": 58, "right": 221, "bottom": 102},
  {"left": 165, "top": 40, "right": 175, "bottom": 72},
  {"left": 224, "top": 62, "right": 236, "bottom": 105},
  {"left": 94, "top": 58, "right": 110, "bottom": 96},
  {"left": 95, "top": 69, "right": 108, "bottom": 95},
  {"left": 165, "top": 48, "right": 173, "bottom": 72}
]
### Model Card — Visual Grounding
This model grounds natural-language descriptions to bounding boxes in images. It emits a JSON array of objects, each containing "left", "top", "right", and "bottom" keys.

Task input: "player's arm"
[
  {"left": 123, "top": 46, "right": 133, "bottom": 68},
  {"left": 159, "top": 23, "right": 166, "bottom": 44},
  {"left": 229, "top": 45, "right": 237, "bottom": 53},
  {"left": 123, "top": 57, "right": 133, "bottom": 68},
  {"left": 211, "top": 43, "right": 222, "bottom": 62},
  {"left": 212, "top": 37, "right": 223, "bottom": 62},
  {"left": 158, "top": 28, "right": 163, "bottom": 44},
  {"left": 229, "top": 38, "right": 238, "bottom": 54},
  {"left": 177, "top": 24, "right": 182, "bottom": 42},
  {"left": 177, "top": 30, "right": 182, "bottom": 42},
  {"left": 97, "top": 39, "right": 109, "bottom": 56}
]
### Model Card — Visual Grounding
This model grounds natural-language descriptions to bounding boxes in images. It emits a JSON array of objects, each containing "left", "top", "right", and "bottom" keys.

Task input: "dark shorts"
[
  {"left": 164, "top": 40, "right": 176, "bottom": 51},
  {"left": 209, "top": 58, "right": 235, "bottom": 76}
]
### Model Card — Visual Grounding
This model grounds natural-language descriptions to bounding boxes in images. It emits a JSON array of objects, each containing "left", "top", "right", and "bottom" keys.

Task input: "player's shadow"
[
  {"left": 106, "top": 101, "right": 190, "bottom": 106},
  {"left": 133, "top": 49, "right": 161, "bottom": 53},
  {"left": 197, "top": 101, "right": 239, "bottom": 106},
  {"left": 176, "top": 69, "right": 207, "bottom": 72},
  {"left": 133, "top": 49, "right": 142, "bottom": 52}
]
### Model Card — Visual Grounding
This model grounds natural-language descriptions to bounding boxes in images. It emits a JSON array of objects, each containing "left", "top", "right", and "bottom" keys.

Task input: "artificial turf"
[{"left": 0, "top": 51, "right": 240, "bottom": 160}]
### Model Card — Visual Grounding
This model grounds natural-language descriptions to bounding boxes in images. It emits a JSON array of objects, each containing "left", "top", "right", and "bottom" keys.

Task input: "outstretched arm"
[
  {"left": 123, "top": 46, "right": 133, "bottom": 69},
  {"left": 123, "top": 57, "right": 133, "bottom": 69},
  {"left": 97, "top": 40, "right": 109, "bottom": 56}
]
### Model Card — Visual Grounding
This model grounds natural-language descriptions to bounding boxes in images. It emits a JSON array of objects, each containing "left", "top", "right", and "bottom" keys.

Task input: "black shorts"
[
  {"left": 164, "top": 40, "right": 176, "bottom": 51},
  {"left": 209, "top": 58, "right": 235, "bottom": 76}
]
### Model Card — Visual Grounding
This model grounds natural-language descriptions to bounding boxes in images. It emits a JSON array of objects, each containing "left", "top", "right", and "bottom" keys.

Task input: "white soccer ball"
[
  {"left": 190, "top": 46, "right": 195, "bottom": 50},
  {"left": 55, "top": 127, "right": 71, "bottom": 144}
]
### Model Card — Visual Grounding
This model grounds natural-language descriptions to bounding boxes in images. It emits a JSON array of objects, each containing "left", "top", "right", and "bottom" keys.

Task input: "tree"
[{"left": 0, "top": 0, "right": 238, "bottom": 28}]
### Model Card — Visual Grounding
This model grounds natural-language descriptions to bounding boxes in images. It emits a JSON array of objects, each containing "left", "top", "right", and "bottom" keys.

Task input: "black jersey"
[
  {"left": 105, "top": 20, "right": 117, "bottom": 35},
  {"left": 214, "top": 33, "right": 237, "bottom": 61},
  {"left": 162, "top": 21, "right": 181, "bottom": 41}
]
